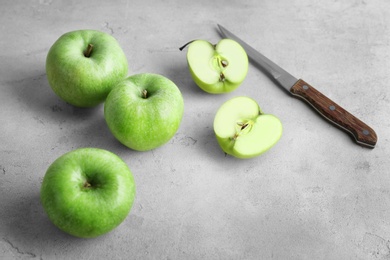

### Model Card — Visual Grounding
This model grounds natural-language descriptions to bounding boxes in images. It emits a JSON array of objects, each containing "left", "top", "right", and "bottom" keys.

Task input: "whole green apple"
[
  {"left": 104, "top": 73, "right": 184, "bottom": 151},
  {"left": 40, "top": 148, "right": 136, "bottom": 238},
  {"left": 182, "top": 39, "right": 248, "bottom": 94},
  {"left": 46, "top": 30, "right": 128, "bottom": 107},
  {"left": 213, "top": 96, "right": 282, "bottom": 159}
]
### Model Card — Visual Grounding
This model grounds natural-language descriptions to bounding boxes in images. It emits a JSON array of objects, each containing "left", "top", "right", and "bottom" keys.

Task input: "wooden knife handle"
[{"left": 290, "top": 79, "right": 377, "bottom": 148}]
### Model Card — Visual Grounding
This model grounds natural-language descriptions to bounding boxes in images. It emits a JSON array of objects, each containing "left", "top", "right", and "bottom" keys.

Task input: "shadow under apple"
[
  {"left": 2, "top": 190, "right": 114, "bottom": 256},
  {"left": 2, "top": 191, "right": 71, "bottom": 247},
  {"left": 6, "top": 69, "right": 103, "bottom": 123}
]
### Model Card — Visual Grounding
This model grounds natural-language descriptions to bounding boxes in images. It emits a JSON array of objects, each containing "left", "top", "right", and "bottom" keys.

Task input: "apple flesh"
[
  {"left": 40, "top": 148, "right": 136, "bottom": 238},
  {"left": 185, "top": 39, "right": 248, "bottom": 94},
  {"left": 104, "top": 73, "right": 184, "bottom": 151},
  {"left": 46, "top": 30, "right": 128, "bottom": 107},
  {"left": 213, "top": 96, "right": 282, "bottom": 158}
]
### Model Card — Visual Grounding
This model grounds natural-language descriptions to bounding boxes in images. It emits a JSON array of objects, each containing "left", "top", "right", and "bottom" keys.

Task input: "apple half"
[
  {"left": 213, "top": 96, "right": 283, "bottom": 159},
  {"left": 185, "top": 39, "right": 248, "bottom": 94}
]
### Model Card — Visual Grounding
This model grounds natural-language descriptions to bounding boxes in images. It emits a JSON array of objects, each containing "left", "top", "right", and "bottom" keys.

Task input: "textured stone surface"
[{"left": 1, "top": 0, "right": 390, "bottom": 259}]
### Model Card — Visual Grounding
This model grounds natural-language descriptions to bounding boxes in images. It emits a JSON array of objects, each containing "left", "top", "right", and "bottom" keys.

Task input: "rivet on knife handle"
[{"left": 290, "top": 79, "right": 377, "bottom": 148}]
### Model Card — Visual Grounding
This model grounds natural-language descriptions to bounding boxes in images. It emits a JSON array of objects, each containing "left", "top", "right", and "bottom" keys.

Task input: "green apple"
[
  {"left": 213, "top": 96, "right": 282, "bottom": 159},
  {"left": 104, "top": 73, "right": 184, "bottom": 151},
  {"left": 46, "top": 30, "right": 128, "bottom": 107},
  {"left": 40, "top": 148, "right": 136, "bottom": 238},
  {"left": 182, "top": 39, "right": 248, "bottom": 94}
]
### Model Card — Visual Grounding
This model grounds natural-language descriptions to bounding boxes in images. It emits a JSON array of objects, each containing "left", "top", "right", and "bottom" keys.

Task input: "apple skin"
[
  {"left": 213, "top": 96, "right": 283, "bottom": 159},
  {"left": 46, "top": 30, "right": 128, "bottom": 107},
  {"left": 104, "top": 73, "right": 184, "bottom": 151},
  {"left": 186, "top": 39, "right": 248, "bottom": 94},
  {"left": 40, "top": 148, "right": 136, "bottom": 238}
]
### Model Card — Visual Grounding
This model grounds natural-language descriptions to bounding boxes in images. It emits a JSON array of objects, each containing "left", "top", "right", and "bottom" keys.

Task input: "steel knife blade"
[{"left": 218, "top": 24, "right": 377, "bottom": 148}]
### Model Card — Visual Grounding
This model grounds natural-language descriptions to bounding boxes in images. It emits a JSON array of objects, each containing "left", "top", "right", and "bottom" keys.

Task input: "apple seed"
[
  {"left": 240, "top": 123, "right": 249, "bottom": 130},
  {"left": 219, "top": 73, "right": 225, "bottom": 82},
  {"left": 221, "top": 60, "right": 228, "bottom": 67},
  {"left": 232, "top": 120, "right": 254, "bottom": 141}
]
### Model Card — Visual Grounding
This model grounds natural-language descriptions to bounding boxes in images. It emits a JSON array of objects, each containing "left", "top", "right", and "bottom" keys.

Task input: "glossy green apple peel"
[
  {"left": 40, "top": 148, "right": 136, "bottom": 238},
  {"left": 46, "top": 30, "right": 128, "bottom": 107},
  {"left": 214, "top": 97, "right": 283, "bottom": 158},
  {"left": 104, "top": 73, "right": 184, "bottom": 151}
]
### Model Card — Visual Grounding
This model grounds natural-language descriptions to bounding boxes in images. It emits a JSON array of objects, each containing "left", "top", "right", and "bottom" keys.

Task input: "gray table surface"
[{"left": 1, "top": 0, "right": 390, "bottom": 259}]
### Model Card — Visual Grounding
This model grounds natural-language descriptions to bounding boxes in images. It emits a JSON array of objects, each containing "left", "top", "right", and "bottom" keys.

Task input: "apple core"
[{"left": 233, "top": 119, "right": 255, "bottom": 140}]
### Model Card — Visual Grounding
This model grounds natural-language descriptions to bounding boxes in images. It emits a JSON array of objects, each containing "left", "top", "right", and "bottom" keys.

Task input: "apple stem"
[
  {"left": 179, "top": 40, "right": 196, "bottom": 51},
  {"left": 84, "top": 181, "right": 92, "bottom": 188},
  {"left": 84, "top": 44, "right": 94, "bottom": 58},
  {"left": 142, "top": 89, "right": 148, "bottom": 99}
]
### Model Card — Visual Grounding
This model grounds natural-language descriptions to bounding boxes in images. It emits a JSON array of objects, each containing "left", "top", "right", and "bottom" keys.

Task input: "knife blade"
[{"left": 217, "top": 24, "right": 377, "bottom": 148}]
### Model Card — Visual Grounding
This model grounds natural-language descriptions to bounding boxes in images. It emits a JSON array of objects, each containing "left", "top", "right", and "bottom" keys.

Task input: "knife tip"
[{"left": 216, "top": 24, "right": 226, "bottom": 37}]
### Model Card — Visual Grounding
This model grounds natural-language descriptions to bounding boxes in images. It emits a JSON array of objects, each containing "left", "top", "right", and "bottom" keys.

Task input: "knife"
[{"left": 217, "top": 24, "right": 377, "bottom": 148}]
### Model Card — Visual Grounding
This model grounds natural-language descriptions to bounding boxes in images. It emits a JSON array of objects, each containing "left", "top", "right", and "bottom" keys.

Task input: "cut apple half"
[
  {"left": 213, "top": 96, "right": 283, "bottom": 159},
  {"left": 186, "top": 39, "right": 248, "bottom": 94}
]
